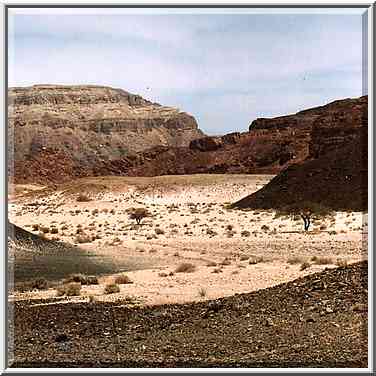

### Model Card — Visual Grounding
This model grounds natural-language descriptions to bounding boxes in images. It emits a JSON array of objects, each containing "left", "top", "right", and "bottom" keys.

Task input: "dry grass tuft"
[{"left": 198, "top": 287, "right": 207, "bottom": 297}]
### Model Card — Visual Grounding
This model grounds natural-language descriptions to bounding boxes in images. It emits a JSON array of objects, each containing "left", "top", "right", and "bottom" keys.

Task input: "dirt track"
[{"left": 11, "top": 261, "right": 368, "bottom": 368}]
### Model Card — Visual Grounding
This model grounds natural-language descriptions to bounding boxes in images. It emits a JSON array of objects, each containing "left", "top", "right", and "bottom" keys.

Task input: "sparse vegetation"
[
  {"left": 56, "top": 282, "right": 81, "bottom": 297},
  {"left": 74, "top": 233, "right": 92, "bottom": 244},
  {"left": 114, "top": 274, "right": 133, "bottom": 285},
  {"left": 15, "top": 277, "right": 49, "bottom": 292},
  {"left": 175, "top": 262, "right": 196, "bottom": 273},
  {"left": 128, "top": 207, "right": 151, "bottom": 225},
  {"left": 275, "top": 202, "right": 334, "bottom": 231},
  {"left": 76, "top": 193, "right": 91, "bottom": 202},
  {"left": 104, "top": 283, "right": 120, "bottom": 294},
  {"left": 300, "top": 261, "right": 311, "bottom": 271},
  {"left": 241, "top": 230, "right": 251, "bottom": 237},
  {"left": 155, "top": 227, "right": 165, "bottom": 235},
  {"left": 66, "top": 274, "right": 99, "bottom": 285}
]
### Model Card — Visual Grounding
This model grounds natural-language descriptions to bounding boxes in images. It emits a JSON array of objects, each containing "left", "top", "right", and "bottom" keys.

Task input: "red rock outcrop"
[{"left": 232, "top": 96, "right": 368, "bottom": 211}]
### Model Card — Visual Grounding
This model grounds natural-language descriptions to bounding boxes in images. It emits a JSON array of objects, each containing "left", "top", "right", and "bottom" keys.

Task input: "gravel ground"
[{"left": 11, "top": 261, "right": 368, "bottom": 368}]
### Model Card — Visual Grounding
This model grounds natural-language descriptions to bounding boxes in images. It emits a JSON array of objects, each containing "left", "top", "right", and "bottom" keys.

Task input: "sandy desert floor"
[{"left": 8, "top": 174, "right": 368, "bottom": 307}]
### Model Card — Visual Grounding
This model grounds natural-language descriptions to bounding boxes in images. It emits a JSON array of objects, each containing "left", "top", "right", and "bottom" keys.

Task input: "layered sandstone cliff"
[{"left": 9, "top": 85, "right": 203, "bottom": 183}]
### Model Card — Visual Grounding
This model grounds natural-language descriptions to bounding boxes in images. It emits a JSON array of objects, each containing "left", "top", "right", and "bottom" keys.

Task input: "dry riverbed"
[{"left": 8, "top": 174, "right": 367, "bottom": 307}]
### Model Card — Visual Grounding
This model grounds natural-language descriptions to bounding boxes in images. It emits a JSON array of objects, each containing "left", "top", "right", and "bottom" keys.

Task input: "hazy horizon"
[{"left": 8, "top": 8, "right": 367, "bottom": 135}]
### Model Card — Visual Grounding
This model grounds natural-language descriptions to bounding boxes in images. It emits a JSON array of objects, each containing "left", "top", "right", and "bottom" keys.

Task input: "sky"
[{"left": 8, "top": 8, "right": 367, "bottom": 135}]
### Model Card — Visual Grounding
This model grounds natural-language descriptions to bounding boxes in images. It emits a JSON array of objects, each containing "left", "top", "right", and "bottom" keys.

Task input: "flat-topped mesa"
[
  {"left": 8, "top": 85, "right": 154, "bottom": 106},
  {"left": 9, "top": 84, "right": 204, "bottom": 184}
]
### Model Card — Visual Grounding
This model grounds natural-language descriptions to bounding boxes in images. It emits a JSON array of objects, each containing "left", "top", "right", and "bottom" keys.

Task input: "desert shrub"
[
  {"left": 206, "top": 228, "right": 218, "bottom": 236},
  {"left": 16, "top": 278, "right": 49, "bottom": 292},
  {"left": 206, "top": 261, "right": 217, "bottom": 267},
  {"left": 32, "top": 277, "right": 49, "bottom": 290},
  {"left": 56, "top": 282, "right": 81, "bottom": 297},
  {"left": 240, "top": 254, "right": 249, "bottom": 261},
  {"left": 261, "top": 225, "right": 269, "bottom": 232},
  {"left": 128, "top": 208, "right": 151, "bottom": 225},
  {"left": 74, "top": 233, "right": 92, "bottom": 244},
  {"left": 50, "top": 227, "right": 59, "bottom": 234},
  {"left": 104, "top": 283, "right": 120, "bottom": 294},
  {"left": 76, "top": 193, "right": 91, "bottom": 202},
  {"left": 175, "top": 263, "right": 196, "bottom": 273},
  {"left": 32, "top": 224, "right": 39, "bottom": 231},
  {"left": 39, "top": 226, "right": 50, "bottom": 234},
  {"left": 226, "top": 224, "right": 234, "bottom": 231},
  {"left": 241, "top": 230, "right": 251, "bottom": 237},
  {"left": 66, "top": 274, "right": 98, "bottom": 285},
  {"left": 300, "top": 261, "right": 311, "bottom": 271},
  {"left": 155, "top": 227, "right": 165, "bottom": 235},
  {"left": 114, "top": 274, "right": 133, "bottom": 285}
]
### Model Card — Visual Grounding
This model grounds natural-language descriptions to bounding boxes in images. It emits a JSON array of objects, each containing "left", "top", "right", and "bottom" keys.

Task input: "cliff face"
[
  {"left": 232, "top": 96, "right": 368, "bottom": 211},
  {"left": 9, "top": 85, "right": 203, "bottom": 183},
  {"left": 9, "top": 88, "right": 368, "bottom": 195},
  {"left": 97, "top": 96, "right": 367, "bottom": 179}
]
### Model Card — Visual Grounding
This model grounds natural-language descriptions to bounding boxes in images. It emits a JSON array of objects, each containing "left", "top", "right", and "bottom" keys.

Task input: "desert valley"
[{"left": 7, "top": 85, "right": 368, "bottom": 367}]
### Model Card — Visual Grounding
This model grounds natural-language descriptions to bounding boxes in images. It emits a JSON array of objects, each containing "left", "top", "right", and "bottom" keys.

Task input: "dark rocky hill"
[{"left": 232, "top": 96, "right": 368, "bottom": 211}]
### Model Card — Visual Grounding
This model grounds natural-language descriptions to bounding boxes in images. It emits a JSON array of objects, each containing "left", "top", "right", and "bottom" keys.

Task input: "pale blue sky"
[{"left": 8, "top": 9, "right": 367, "bottom": 135}]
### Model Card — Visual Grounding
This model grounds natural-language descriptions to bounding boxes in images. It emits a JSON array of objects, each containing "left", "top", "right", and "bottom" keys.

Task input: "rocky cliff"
[
  {"left": 232, "top": 96, "right": 368, "bottom": 211},
  {"left": 9, "top": 85, "right": 203, "bottom": 183},
  {"left": 92, "top": 96, "right": 367, "bottom": 180},
  {"left": 9, "top": 88, "right": 368, "bottom": 193}
]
